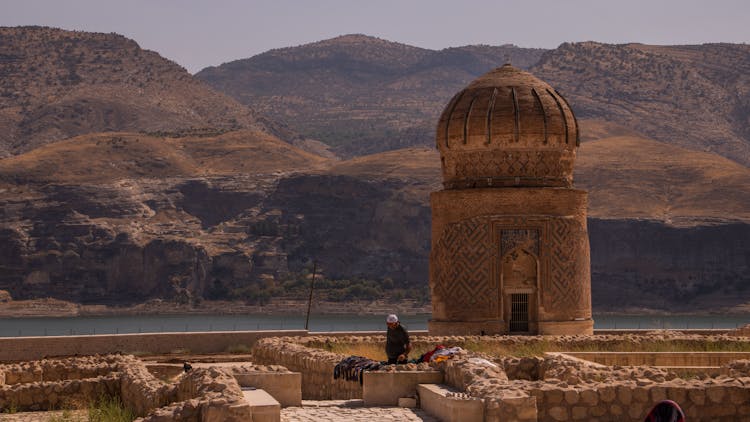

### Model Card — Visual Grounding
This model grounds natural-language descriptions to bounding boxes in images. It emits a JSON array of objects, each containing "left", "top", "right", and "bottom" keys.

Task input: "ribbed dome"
[{"left": 436, "top": 64, "right": 580, "bottom": 189}]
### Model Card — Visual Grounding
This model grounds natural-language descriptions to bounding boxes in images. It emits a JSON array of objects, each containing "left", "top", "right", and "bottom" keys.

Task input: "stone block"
[
  {"left": 509, "top": 397, "right": 538, "bottom": 421},
  {"left": 590, "top": 405, "right": 606, "bottom": 417},
  {"left": 571, "top": 406, "right": 587, "bottom": 420},
  {"left": 610, "top": 404, "right": 623, "bottom": 416},
  {"left": 687, "top": 388, "right": 706, "bottom": 406},
  {"left": 398, "top": 397, "right": 417, "bottom": 408},
  {"left": 616, "top": 385, "right": 632, "bottom": 404},
  {"left": 363, "top": 371, "right": 443, "bottom": 406},
  {"left": 579, "top": 389, "right": 598, "bottom": 406},
  {"left": 234, "top": 371, "right": 301, "bottom": 407},
  {"left": 417, "top": 384, "right": 483, "bottom": 422},
  {"left": 548, "top": 405, "right": 568, "bottom": 421},
  {"left": 728, "top": 386, "right": 748, "bottom": 405},
  {"left": 563, "top": 389, "right": 579, "bottom": 405},
  {"left": 650, "top": 387, "right": 667, "bottom": 403},
  {"left": 705, "top": 385, "right": 726, "bottom": 404},
  {"left": 598, "top": 386, "right": 615, "bottom": 403},
  {"left": 545, "top": 388, "right": 564, "bottom": 404},
  {"left": 666, "top": 386, "right": 687, "bottom": 404},
  {"left": 627, "top": 402, "right": 646, "bottom": 420},
  {"left": 242, "top": 388, "right": 280, "bottom": 422},
  {"left": 633, "top": 386, "right": 649, "bottom": 402}
]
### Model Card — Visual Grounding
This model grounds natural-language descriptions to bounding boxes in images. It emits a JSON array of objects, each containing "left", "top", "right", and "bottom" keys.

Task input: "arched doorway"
[{"left": 501, "top": 248, "right": 539, "bottom": 333}]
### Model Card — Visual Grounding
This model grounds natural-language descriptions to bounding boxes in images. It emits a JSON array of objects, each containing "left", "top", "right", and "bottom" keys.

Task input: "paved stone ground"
[
  {"left": 0, "top": 410, "right": 86, "bottom": 421},
  {"left": 0, "top": 401, "right": 439, "bottom": 421},
  {"left": 281, "top": 400, "right": 439, "bottom": 422}
]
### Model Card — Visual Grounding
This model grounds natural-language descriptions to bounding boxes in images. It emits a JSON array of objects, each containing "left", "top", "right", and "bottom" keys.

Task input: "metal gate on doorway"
[{"left": 509, "top": 293, "right": 529, "bottom": 332}]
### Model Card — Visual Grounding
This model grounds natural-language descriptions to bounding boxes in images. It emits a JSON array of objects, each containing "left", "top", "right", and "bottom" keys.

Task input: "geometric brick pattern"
[
  {"left": 545, "top": 218, "right": 589, "bottom": 312},
  {"left": 442, "top": 149, "right": 575, "bottom": 188},
  {"left": 501, "top": 228, "right": 540, "bottom": 257},
  {"left": 435, "top": 66, "right": 579, "bottom": 190},
  {"left": 432, "top": 217, "right": 496, "bottom": 318},
  {"left": 430, "top": 212, "right": 590, "bottom": 327}
]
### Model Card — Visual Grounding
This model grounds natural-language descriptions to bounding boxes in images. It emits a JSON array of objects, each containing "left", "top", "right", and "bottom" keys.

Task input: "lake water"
[{"left": 1, "top": 313, "right": 749, "bottom": 337}]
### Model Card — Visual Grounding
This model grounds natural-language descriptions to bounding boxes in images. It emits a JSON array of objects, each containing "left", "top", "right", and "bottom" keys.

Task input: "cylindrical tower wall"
[{"left": 428, "top": 188, "right": 592, "bottom": 335}]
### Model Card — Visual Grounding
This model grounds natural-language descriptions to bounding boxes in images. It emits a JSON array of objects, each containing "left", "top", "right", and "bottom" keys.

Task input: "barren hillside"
[
  {"left": 534, "top": 42, "right": 750, "bottom": 166},
  {"left": 198, "top": 36, "right": 750, "bottom": 167},
  {"left": 196, "top": 34, "right": 546, "bottom": 157},
  {"left": 0, "top": 26, "right": 278, "bottom": 156}
]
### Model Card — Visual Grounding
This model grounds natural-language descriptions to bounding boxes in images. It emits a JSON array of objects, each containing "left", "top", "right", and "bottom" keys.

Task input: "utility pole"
[{"left": 304, "top": 262, "right": 317, "bottom": 331}]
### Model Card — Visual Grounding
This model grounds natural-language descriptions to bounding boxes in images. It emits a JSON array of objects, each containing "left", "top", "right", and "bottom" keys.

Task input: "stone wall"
[
  {"left": 0, "top": 330, "right": 307, "bottom": 362},
  {"left": 564, "top": 351, "right": 750, "bottom": 367},
  {"left": 252, "top": 336, "right": 363, "bottom": 400},
  {"left": 118, "top": 356, "right": 173, "bottom": 416},
  {"left": 0, "top": 374, "right": 119, "bottom": 412},
  {"left": 0, "top": 355, "right": 158, "bottom": 413},
  {"left": 528, "top": 380, "right": 750, "bottom": 421},
  {"left": 0, "top": 355, "right": 123, "bottom": 384},
  {"left": 0, "top": 354, "right": 252, "bottom": 421},
  {"left": 139, "top": 367, "right": 251, "bottom": 422},
  {"left": 261, "top": 334, "right": 750, "bottom": 421},
  {"left": 432, "top": 349, "right": 750, "bottom": 422}
]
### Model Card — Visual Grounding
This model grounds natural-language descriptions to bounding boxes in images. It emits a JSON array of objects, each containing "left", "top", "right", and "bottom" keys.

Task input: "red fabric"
[{"left": 421, "top": 345, "right": 446, "bottom": 362}]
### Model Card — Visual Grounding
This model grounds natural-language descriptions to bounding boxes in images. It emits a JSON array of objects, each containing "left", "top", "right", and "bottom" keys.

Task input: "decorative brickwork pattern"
[
  {"left": 436, "top": 65, "right": 579, "bottom": 190},
  {"left": 545, "top": 218, "right": 591, "bottom": 313},
  {"left": 442, "top": 149, "right": 575, "bottom": 188},
  {"left": 432, "top": 218, "right": 496, "bottom": 319},
  {"left": 501, "top": 229, "right": 540, "bottom": 257}
]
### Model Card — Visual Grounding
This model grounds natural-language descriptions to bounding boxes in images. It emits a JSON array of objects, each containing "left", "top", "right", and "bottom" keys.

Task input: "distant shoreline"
[
  {"left": 0, "top": 297, "right": 748, "bottom": 319},
  {"left": 0, "top": 298, "right": 432, "bottom": 318}
]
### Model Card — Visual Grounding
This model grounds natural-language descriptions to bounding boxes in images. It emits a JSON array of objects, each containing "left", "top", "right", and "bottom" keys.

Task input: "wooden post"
[{"left": 304, "top": 262, "right": 317, "bottom": 331}]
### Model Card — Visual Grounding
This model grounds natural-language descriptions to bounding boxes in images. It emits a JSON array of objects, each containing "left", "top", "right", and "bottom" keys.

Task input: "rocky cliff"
[{"left": 2, "top": 132, "right": 749, "bottom": 312}]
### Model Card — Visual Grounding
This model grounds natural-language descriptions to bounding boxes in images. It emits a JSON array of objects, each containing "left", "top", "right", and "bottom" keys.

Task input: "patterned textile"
[{"left": 333, "top": 356, "right": 382, "bottom": 385}]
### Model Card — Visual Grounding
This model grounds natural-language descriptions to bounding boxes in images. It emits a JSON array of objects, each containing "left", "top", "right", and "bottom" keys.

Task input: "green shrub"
[
  {"left": 88, "top": 395, "right": 135, "bottom": 422},
  {"left": 226, "top": 344, "right": 252, "bottom": 354}
]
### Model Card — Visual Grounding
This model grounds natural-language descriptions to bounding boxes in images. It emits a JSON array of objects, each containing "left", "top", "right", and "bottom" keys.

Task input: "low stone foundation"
[
  {"left": 250, "top": 333, "right": 750, "bottom": 421},
  {"left": 252, "top": 336, "right": 365, "bottom": 400},
  {"left": 436, "top": 351, "right": 750, "bottom": 421},
  {"left": 0, "top": 355, "right": 167, "bottom": 414},
  {"left": 0, "top": 355, "right": 256, "bottom": 421},
  {"left": 231, "top": 365, "right": 301, "bottom": 407},
  {"left": 141, "top": 367, "right": 251, "bottom": 422}
]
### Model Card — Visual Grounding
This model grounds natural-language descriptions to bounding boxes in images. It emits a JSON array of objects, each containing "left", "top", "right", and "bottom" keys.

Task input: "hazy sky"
[{"left": 2, "top": 0, "right": 749, "bottom": 73}]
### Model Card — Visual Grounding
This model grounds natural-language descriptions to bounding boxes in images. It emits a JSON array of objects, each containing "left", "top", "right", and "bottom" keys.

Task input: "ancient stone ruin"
[
  {"left": 429, "top": 64, "right": 592, "bottom": 335},
  {"left": 0, "top": 354, "right": 252, "bottom": 421},
  {"left": 252, "top": 333, "right": 750, "bottom": 421}
]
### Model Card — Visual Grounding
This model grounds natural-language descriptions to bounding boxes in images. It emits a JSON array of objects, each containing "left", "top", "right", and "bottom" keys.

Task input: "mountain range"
[
  {"left": 197, "top": 34, "right": 750, "bottom": 168},
  {"left": 0, "top": 27, "right": 748, "bottom": 313}
]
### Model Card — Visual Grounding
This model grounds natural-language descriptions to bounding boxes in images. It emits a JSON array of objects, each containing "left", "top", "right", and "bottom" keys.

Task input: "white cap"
[{"left": 386, "top": 314, "right": 398, "bottom": 323}]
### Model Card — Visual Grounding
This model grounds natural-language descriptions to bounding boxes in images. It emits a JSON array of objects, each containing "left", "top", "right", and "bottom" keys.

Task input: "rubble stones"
[
  {"left": 253, "top": 334, "right": 750, "bottom": 422},
  {"left": 0, "top": 354, "right": 253, "bottom": 421}
]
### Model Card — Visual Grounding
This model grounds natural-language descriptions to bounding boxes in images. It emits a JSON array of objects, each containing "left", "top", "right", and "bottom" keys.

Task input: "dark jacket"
[{"left": 386, "top": 323, "right": 410, "bottom": 359}]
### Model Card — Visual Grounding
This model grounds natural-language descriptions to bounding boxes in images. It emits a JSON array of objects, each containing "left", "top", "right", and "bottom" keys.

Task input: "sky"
[{"left": 2, "top": 0, "right": 749, "bottom": 73}]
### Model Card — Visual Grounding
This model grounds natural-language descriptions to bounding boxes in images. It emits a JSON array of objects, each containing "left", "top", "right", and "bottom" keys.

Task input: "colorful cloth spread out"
[
  {"left": 430, "top": 346, "right": 463, "bottom": 362},
  {"left": 419, "top": 345, "right": 445, "bottom": 362},
  {"left": 417, "top": 345, "right": 464, "bottom": 363},
  {"left": 644, "top": 400, "right": 685, "bottom": 422},
  {"left": 333, "top": 356, "right": 382, "bottom": 385}
]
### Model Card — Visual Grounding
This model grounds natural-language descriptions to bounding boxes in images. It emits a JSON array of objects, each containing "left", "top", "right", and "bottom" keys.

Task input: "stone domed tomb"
[{"left": 428, "top": 64, "right": 593, "bottom": 335}]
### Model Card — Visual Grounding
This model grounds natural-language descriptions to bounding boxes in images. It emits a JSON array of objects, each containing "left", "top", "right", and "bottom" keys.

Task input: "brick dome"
[{"left": 436, "top": 64, "right": 580, "bottom": 189}]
